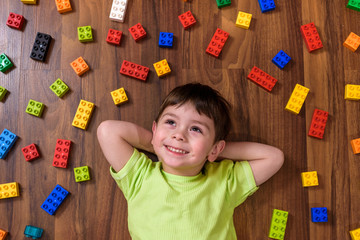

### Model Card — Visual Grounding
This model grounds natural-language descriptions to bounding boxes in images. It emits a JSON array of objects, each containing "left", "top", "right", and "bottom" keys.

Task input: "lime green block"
[
  {"left": 269, "top": 209, "right": 288, "bottom": 240},
  {"left": 74, "top": 166, "right": 90, "bottom": 182},
  {"left": 50, "top": 78, "right": 69, "bottom": 97},
  {"left": 78, "top": 26, "right": 93, "bottom": 42},
  {"left": 0, "top": 86, "right": 7, "bottom": 101},
  {"left": 26, "top": 99, "right": 44, "bottom": 117}
]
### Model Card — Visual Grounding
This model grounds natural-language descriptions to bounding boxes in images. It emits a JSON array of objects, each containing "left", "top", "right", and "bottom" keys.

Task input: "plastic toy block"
[
  {"left": 159, "top": 32, "right": 174, "bottom": 48},
  {"left": 129, "top": 23, "right": 146, "bottom": 41},
  {"left": 272, "top": 50, "right": 291, "bottom": 69},
  {"left": 70, "top": 57, "right": 89, "bottom": 76},
  {"left": 74, "top": 166, "right": 90, "bottom": 182},
  {"left": 300, "top": 23, "right": 323, "bottom": 52},
  {"left": 72, "top": 100, "right": 95, "bottom": 130},
  {"left": 106, "top": 29, "right": 122, "bottom": 45},
  {"left": 351, "top": 138, "right": 360, "bottom": 154},
  {"left": 247, "top": 66, "right": 277, "bottom": 92},
  {"left": 53, "top": 139, "right": 71, "bottom": 168},
  {"left": 206, "top": 28, "right": 229, "bottom": 58},
  {"left": 0, "top": 229, "right": 8, "bottom": 240},
  {"left": 55, "top": 0, "right": 72, "bottom": 13},
  {"left": 301, "top": 171, "right": 319, "bottom": 187},
  {"left": 308, "top": 108, "right": 329, "bottom": 139},
  {"left": 178, "top": 11, "right": 196, "bottom": 29},
  {"left": 0, "top": 182, "right": 19, "bottom": 199},
  {"left": 21, "top": 0, "right": 37, "bottom": 4},
  {"left": 285, "top": 84, "right": 309, "bottom": 114},
  {"left": 50, "top": 78, "right": 69, "bottom": 98},
  {"left": 120, "top": 60, "right": 149, "bottom": 81},
  {"left": 111, "top": 87, "right": 128, "bottom": 105},
  {"left": 153, "top": 59, "right": 171, "bottom": 77},
  {"left": 78, "top": 26, "right": 93, "bottom": 42},
  {"left": 347, "top": 0, "right": 360, "bottom": 11},
  {"left": 235, "top": 11, "right": 252, "bottom": 29},
  {"left": 41, "top": 184, "right": 69, "bottom": 215},
  {"left": 311, "top": 207, "right": 328, "bottom": 222},
  {"left": 24, "top": 225, "right": 43, "bottom": 239},
  {"left": 345, "top": 84, "right": 360, "bottom": 100},
  {"left": 258, "top": 0, "right": 275, "bottom": 12},
  {"left": 268, "top": 209, "right": 288, "bottom": 240},
  {"left": 6, "top": 12, "right": 24, "bottom": 30},
  {"left": 30, "top": 32, "right": 52, "bottom": 62},
  {"left": 350, "top": 228, "right": 360, "bottom": 240},
  {"left": 26, "top": 99, "right": 44, "bottom": 117},
  {"left": 109, "top": 0, "right": 128, "bottom": 22},
  {"left": 343, "top": 32, "right": 360, "bottom": 52},
  {"left": 0, "top": 86, "right": 7, "bottom": 101},
  {"left": 0, "top": 53, "right": 14, "bottom": 73},
  {"left": 0, "top": 129, "right": 18, "bottom": 159},
  {"left": 216, "top": 0, "right": 231, "bottom": 8},
  {"left": 22, "top": 143, "right": 40, "bottom": 161}
]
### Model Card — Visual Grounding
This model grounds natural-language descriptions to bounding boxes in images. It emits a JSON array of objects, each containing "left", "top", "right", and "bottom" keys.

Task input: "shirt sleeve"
[
  {"left": 109, "top": 148, "right": 154, "bottom": 200},
  {"left": 227, "top": 160, "right": 259, "bottom": 207}
]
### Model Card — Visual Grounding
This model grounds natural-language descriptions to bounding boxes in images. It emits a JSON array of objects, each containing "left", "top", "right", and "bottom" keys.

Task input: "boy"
[{"left": 97, "top": 83, "right": 284, "bottom": 239}]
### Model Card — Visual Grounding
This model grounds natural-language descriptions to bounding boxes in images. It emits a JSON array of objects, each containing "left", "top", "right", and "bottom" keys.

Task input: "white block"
[{"left": 109, "top": 0, "right": 128, "bottom": 23}]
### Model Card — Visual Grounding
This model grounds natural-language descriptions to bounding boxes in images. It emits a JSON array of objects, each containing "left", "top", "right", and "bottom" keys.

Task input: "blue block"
[
  {"left": 311, "top": 207, "right": 328, "bottom": 222},
  {"left": 159, "top": 32, "right": 174, "bottom": 48},
  {"left": 41, "top": 184, "right": 69, "bottom": 215},
  {"left": 0, "top": 128, "right": 18, "bottom": 159},
  {"left": 272, "top": 50, "right": 291, "bottom": 69},
  {"left": 24, "top": 225, "right": 43, "bottom": 239},
  {"left": 258, "top": 0, "right": 276, "bottom": 13}
]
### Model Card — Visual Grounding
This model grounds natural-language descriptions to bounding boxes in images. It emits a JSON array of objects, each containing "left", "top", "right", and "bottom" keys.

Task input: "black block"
[{"left": 30, "top": 32, "right": 52, "bottom": 62}]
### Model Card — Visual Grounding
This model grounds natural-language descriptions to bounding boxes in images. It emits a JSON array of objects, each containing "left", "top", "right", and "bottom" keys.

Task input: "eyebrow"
[{"left": 160, "top": 113, "right": 211, "bottom": 131}]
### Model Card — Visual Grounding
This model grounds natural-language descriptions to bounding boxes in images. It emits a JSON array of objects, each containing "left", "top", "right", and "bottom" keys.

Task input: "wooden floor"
[{"left": 1, "top": 0, "right": 360, "bottom": 239}]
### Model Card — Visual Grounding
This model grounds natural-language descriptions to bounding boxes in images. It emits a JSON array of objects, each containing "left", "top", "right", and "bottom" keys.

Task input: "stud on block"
[
  {"left": 308, "top": 109, "right": 328, "bottom": 139},
  {"left": 247, "top": 66, "right": 277, "bottom": 92},
  {"left": 78, "top": 26, "right": 93, "bottom": 42},
  {"left": 72, "top": 100, "right": 94, "bottom": 130},
  {"left": 0, "top": 128, "right": 18, "bottom": 159},
  {"left": 55, "top": 0, "right": 72, "bottom": 13},
  {"left": 120, "top": 60, "right": 149, "bottom": 81},
  {"left": 41, "top": 184, "right": 69, "bottom": 215},
  {"left": 311, "top": 207, "right": 328, "bottom": 222},
  {"left": 178, "top": 11, "right": 196, "bottom": 29},
  {"left": 70, "top": 57, "right": 89, "bottom": 76},
  {"left": 206, "top": 28, "right": 229, "bottom": 58},
  {"left": 111, "top": 87, "right": 128, "bottom": 105},
  {"left": 301, "top": 171, "right": 319, "bottom": 187},
  {"left": 22, "top": 143, "right": 40, "bottom": 161},
  {"left": 53, "top": 139, "right": 71, "bottom": 168},
  {"left": 106, "top": 29, "right": 122, "bottom": 45},
  {"left": 235, "top": 11, "right": 252, "bottom": 29},
  {"left": 26, "top": 99, "right": 44, "bottom": 117},
  {"left": 74, "top": 166, "right": 91, "bottom": 182},
  {"left": 0, "top": 53, "right": 14, "bottom": 73},
  {"left": 30, "top": 32, "right": 52, "bottom": 62},
  {"left": 50, "top": 78, "right": 69, "bottom": 98},
  {"left": 272, "top": 50, "right": 291, "bottom": 69},
  {"left": 285, "top": 84, "right": 309, "bottom": 114},
  {"left": 153, "top": 59, "right": 171, "bottom": 77},
  {"left": 6, "top": 12, "right": 25, "bottom": 30},
  {"left": 300, "top": 23, "right": 323, "bottom": 52},
  {"left": 268, "top": 209, "right": 288, "bottom": 240}
]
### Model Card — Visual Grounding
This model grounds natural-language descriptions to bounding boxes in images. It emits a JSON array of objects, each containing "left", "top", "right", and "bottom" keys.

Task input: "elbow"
[
  {"left": 273, "top": 148, "right": 284, "bottom": 172},
  {"left": 97, "top": 120, "right": 113, "bottom": 141}
]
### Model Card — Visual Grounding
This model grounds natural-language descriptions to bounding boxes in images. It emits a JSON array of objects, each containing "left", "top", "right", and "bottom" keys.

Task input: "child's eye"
[
  {"left": 190, "top": 127, "right": 202, "bottom": 133},
  {"left": 165, "top": 120, "right": 176, "bottom": 126}
]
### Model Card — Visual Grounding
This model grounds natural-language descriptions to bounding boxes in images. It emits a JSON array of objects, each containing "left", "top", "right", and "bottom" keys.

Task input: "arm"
[
  {"left": 218, "top": 142, "right": 284, "bottom": 186},
  {"left": 97, "top": 120, "right": 154, "bottom": 172}
]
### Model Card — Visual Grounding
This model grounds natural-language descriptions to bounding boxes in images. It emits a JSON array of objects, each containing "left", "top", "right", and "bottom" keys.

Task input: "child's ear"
[
  {"left": 208, "top": 140, "right": 226, "bottom": 162},
  {"left": 152, "top": 121, "right": 157, "bottom": 133}
]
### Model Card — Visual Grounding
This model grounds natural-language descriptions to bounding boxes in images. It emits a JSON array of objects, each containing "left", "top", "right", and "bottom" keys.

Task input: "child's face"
[{"left": 152, "top": 102, "right": 225, "bottom": 176}]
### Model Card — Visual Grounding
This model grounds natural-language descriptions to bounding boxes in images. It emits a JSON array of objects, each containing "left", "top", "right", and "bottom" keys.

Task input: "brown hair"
[{"left": 155, "top": 83, "right": 232, "bottom": 142}]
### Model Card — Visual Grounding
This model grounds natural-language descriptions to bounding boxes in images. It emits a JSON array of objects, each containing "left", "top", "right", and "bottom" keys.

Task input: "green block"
[
  {"left": 269, "top": 209, "right": 288, "bottom": 240},
  {"left": 216, "top": 0, "right": 231, "bottom": 8},
  {"left": 347, "top": 0, "right": 360, "bottom": 11},
  {"left": 0, "top": 53, "right": 14, "bottom": 73},
  {"left": 0, "top": 86, "right": 7, "bottom": 101},
  {"left": 26, "top": 99, "right": 44, "bottom": 117},
  {"left": 50, "top": 78, "right": 69, "bottom": 97},
  {"left": 78, "top": 26, "right": 93, "bottom": 42},
  {"left": 74, "top": 166, "right": 90, "bottom": 182}
]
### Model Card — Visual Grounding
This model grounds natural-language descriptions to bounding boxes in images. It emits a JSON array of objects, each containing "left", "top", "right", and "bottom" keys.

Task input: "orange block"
[
  {"left": 70, "top": 57, "right": 89, "bottom": 76},
  {"left": 55, "top": 0, "right": 72, "bottom": 13},
  {"left": 351, "top": 138, "right": 360, "bottom": 154},
  {"left": 343, "top": 32, "right": 360, "bottom": 52},
  {"left": 0, "top": 229, "right": 8, "bottom": 240}
]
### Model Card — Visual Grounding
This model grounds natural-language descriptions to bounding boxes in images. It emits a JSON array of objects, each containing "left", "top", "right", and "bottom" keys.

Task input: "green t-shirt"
[{"left": 110, "top": 148, "right": 259, "bottom": 240}]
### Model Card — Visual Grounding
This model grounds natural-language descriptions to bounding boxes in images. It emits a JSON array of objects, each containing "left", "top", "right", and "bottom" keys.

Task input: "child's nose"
[{"left": 172, "top": 131, "right": 185, "bottom": 141}]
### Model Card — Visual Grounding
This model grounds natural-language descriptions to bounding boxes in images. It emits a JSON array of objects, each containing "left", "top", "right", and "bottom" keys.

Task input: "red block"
[
  {"left": 22, "top": 143, "right": 39, "bottom": 161},
  {"left": 308, "top": 109, "right": 328, "bottom": 139},
  {"left": 128, "top": 23, "right": 146, "bottom": 41},
  {"left": 53, "top": 139, "right": 71, "bottom": 168},
  {"left": 120, "top": 60, "right": 149, "bottom": 81},
  {"left": 6, "top": 12, "right": 24, "bottom": 30},
  {"left": 247, "top": 66, "right": 277, "bottom": 92},
  {"left": 300, "top": 22, "right": 323, "bottom": 52},
  {"left": 106, "top": 29, "right": 122, "bottom": 45},
  {"left": 206, "top": 28, "right": 229, "bottom": 58},
  {"left": 178, "top": 11, "right": 196, "bottom": 29}
]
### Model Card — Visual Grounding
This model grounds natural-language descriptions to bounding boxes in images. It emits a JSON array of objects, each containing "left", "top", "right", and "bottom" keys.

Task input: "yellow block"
[
  {"left": 0, "top": 182, "right": 19, "bottom": 199},
  {"left": 301, "top": 171, "right": 318, "bottom": 187},
  {"left": 111, "top": 87, "right": 128, "bottom": 105},
  {"left": 153, "top": 59, "right": 171, "bottom": 77},
  {"left": 345, "top": 84, "right": 360, "bottom": 100},
  {"left": 235, "top": 11, "right": 252, "bottom": 29},
  {"left": 285, "top": 84, "right": 309, "bottom": 114},
  {"left": 72, "top": 100, "right": 94, "bottom": 130},
  {"left": 350, "top": 228, "right": 360, "bottom": 240},
  {"left": 21, "top": 0, "right": 37, "bottom": 4}
]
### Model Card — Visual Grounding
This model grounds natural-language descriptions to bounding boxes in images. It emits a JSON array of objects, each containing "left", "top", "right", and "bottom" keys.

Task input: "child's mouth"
[{"left": 165, "top": 145, "right": 188, "bottom": 154}]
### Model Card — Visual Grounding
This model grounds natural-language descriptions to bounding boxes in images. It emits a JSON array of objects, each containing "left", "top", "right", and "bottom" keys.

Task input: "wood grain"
[{"left": 0, "top": 0, "right": 359, "bottom": 239}]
